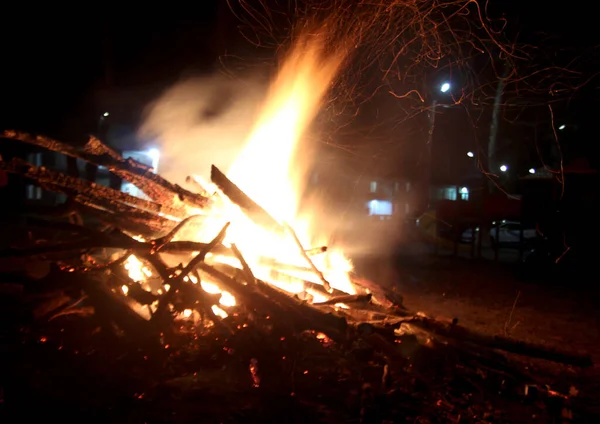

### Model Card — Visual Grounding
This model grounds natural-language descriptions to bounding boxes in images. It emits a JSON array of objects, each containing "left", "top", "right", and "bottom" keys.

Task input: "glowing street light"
[
  {"left": 528, "top": 168, "right": 536, "bottom": 174},
  {"left": 103, "top": 112, "right": 109, "bottom": 117},
  {"left": 440, "top": 82, "right": 451, "bottom": 93},
  {"left": 499, "top": 164, "right": 508, "bottom": 172},
  {"left": 467, "top": 151, "right": 474, "bottom": 158},
  {"left": 558, "top": 124, "right": 566, "bottom": 130}
]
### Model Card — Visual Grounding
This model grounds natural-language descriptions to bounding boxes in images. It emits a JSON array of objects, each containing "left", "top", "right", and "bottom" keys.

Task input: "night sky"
[{"left": 1, "top": 2, "right": 598, "bottom": 166}]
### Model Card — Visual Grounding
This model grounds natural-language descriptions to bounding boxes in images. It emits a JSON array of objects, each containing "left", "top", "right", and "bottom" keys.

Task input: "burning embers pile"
[
  {"left": 0, "top": 129, "right": 404, "bottom": 347},
  {"left": 0, "top": 33, "right": 403, "bottom": 340},
  {"left": 115, "top": 163, "right": 386, "bottom": 329},
  {"left": 0, "top": 28, "right": 591, "bottom": 372}
]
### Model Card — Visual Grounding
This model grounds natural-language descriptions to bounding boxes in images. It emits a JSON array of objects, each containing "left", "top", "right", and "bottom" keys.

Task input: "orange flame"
[{"left": 123, "top": 28, "right": 357, "bottom": 322}]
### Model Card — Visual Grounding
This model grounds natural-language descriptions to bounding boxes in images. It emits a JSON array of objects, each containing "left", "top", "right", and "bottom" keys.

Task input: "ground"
[
  {"left": 3, "top": 231, "right": 600, "bottom": 422},
  {"left": 357, "top": 243, "right": 600, "bottom": 381}
]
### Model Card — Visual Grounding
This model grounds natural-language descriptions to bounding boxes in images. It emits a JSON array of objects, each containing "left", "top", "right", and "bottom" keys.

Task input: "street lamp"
[
  {"left": 467, "top": 151, "right": 474, "bottom": 158},
  {"left": 98, "top": 112, "right": 110, "bottom": 137},
  {"left": 499, "top": 164, "right": 508, "bottom": 172},
  {"left": 558, "top": 124, "right": 565, "bottom": 130},
  {"left": 424, "top": 80, "right": 453, "bottom": 209},
  {"left": 528, "top": 168, "right": 536, "bottom": 174}
]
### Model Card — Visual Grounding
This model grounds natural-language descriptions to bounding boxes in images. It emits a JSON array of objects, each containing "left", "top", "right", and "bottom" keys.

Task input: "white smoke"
[{"left": 138, "top": 73, "right": 268, "bottom": 184}]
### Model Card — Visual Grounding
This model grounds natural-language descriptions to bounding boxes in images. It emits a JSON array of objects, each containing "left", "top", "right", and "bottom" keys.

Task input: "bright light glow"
[
  {"left": 558, "top": 124, "right": 566, "bottom": 130},
  {"left": 466, "top": 151, "right": 474, "bottom": 158},
  {"left": 528, "top": 168, "right": 536, "bottom": 174},
  {"left": 146, "top": 148, "right": 160, "bottom": 172},
  {"left": 459, "top": 187, "right": 468, "bottom": 194},
  {"left": 367, "top": 199, "right": 393, "bottom": 216},
  {"left": 103, "top": 112, "right": 109, "bottom": 117},
  {"left": 500, "top": 165, "right": 508, "bottom": 172},
  {"left": 440, "top": 82, "right": 451, "bottom": 93}
]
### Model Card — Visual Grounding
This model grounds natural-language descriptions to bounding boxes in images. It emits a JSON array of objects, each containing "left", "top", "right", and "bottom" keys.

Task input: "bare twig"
[
  {"left": 284, "top": 223, "right": 332, "bottom": 293},
  {"left": 504, "top": 290, "right": 521, "bottom": 336},
  {"left": 230, "top": 243, "right": 257, "bottom": 285}
]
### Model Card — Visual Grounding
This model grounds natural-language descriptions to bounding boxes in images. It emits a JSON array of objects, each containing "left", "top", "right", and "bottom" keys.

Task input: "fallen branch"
[
  {"left": 2, "top": 130, "right": 210, "bottom": 209},
  {"left": 403, "top": 315, "right": 593, "bottom": 368},
  {"left": 0, "top": 157, "right": 185, "bottom": 220}
]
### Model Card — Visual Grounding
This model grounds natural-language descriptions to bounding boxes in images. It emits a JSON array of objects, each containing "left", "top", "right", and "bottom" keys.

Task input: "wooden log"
[
  {"left": 0, "top": 157, "right": 185, "bottom": 219},
  {"left": 210, "top": 164, "right": 284, "bottom": 233},
  {"left": 305, "top": 246, "right": 327, "bottom": 256},
  {"left": 403, "top": 315, "right": 593, "bottom": 367},
  {"left": 150, "top": 223, "right": 230, "bottom": 325},
  {"left": 78, "top": 274, "right": 158, "bottom": 345},
  {"left": 2, "top": 130, "right": 210, "bottom": 209},
  {"left": 197, "top": 262, "right": 348, "bottom": 342},
  {"left": 312, "top": 293, "right": 372, "bottom": 306},
  {"left": 268, "top": 269, "right": 347, "bottom": 298}
]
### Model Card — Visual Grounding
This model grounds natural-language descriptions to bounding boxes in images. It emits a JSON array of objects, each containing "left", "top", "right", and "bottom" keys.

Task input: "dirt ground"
[{"left": 357, "top": 249, "right": 600, "bottom": 366}]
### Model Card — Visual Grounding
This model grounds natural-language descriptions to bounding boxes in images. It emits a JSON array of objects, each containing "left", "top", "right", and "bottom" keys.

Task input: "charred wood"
[{"left": 2, "top": 130, "right": 210, "bottom": 209}]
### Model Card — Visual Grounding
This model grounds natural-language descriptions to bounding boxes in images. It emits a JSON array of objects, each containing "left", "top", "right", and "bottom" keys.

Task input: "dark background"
[{"left": 0, "top": 1, "right": 598, "bottom": 176}]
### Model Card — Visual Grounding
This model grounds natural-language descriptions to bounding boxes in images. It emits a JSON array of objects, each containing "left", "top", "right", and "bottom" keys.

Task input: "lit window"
[
  {"left": 459, "top": 187, "right": 469, "bottom": 201},
  {"left": 444, "top": 187, "right": 456, "bottom": 201},
  {"left": 370, "top": 181, "right": 377, "bottom": 193},
  {"left": 367, "top": 199, "right": 393, "bottom": 216}
]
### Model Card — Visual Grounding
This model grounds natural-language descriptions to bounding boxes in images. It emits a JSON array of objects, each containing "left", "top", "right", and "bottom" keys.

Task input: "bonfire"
[{"left": 0, "top": 32, "right": 593, "bottom": 424}]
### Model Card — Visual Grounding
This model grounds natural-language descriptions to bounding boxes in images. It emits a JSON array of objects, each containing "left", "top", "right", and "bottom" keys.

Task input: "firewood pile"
[{"left": 0, "top": 130, "right": 596, "bottom": 423}]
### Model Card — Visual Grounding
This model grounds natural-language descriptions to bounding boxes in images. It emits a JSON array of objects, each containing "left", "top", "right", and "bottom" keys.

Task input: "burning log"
[
  {"left": 229, "top": 243, "right": 257, "bottom": 285},
  {"left": 210, "top": 164, "right": 284, "bottom": 233},
  {"left": 78, "top": 274, "right": 158, "bottom": 345},
  {"left": 197, "top": 262, "right": 347, "bottom": 341},
  {"left": 268, "top": 269, "right": 347, "bottom": 298},
  {"left": 312, "top": 293, "right": 372, "bottom": 306},
  {"left": 305, "top": 246, "right": 327, "bottom": 256},
  {"left": 151, "top": 223, "right": 231, "bottom": 325}
]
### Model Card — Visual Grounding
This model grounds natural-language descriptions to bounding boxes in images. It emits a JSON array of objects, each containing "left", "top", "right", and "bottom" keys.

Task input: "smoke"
[{"left": 138, "top": 73, "right": 269, "bottom": 184}]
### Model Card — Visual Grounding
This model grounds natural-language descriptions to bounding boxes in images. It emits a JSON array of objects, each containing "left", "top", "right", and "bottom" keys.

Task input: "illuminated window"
[
  {"left": 443, "top": 187, "right": 456, "bottom": 201},
  {"left": 370, "top": 181, "right": 377, "bottom": 193},
  {"left": 459, "top": 186, "right": 469, "bottom": 201},
  {"left": 367, "top": 199, "right": 393, "bottom": 216}
]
